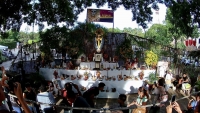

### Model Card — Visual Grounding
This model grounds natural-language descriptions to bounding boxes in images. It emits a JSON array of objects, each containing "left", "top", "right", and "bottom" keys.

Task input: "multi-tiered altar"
[
  {"left": 39, "top": 29, "right": 156, "bottom": 98},
  {"left": 39, "top": 68, "right": 155, "bottom": 98}
]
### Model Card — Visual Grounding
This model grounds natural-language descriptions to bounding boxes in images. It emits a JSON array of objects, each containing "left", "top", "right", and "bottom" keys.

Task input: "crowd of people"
[{"left": 1, "top": 64, "right": 200, "bottom": 113}]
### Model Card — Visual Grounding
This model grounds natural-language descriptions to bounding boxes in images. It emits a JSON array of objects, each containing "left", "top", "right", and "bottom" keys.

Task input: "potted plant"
[
  {"left": 195, "top": 80, "right": 200, "bottom": 92},
  {"left": 148, "top": 72, "right": 158, "bottom": 91}
]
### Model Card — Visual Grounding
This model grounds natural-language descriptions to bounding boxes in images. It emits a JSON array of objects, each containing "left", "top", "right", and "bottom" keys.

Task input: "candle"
[
  {"left": 109, "top": 57, "right": 111, "bottom": 62},
  {"left": 113, "top": 58, "right": 114, "bottom": 62},
  {"left": 93, "top": 57, "right": 94, "bottom": 61}
]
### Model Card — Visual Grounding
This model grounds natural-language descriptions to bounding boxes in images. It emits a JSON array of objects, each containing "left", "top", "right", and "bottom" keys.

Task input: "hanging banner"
[{"left": 87, "top": 9, "right": 114, "bottom": 23}]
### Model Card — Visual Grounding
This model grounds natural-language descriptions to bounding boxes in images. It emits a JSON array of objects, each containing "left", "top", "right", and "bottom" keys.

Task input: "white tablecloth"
[
  {"left": 39, "top": 68, "right": 155, "bottom": 98},
  {"left": 80, "top": 62, "right": 119, "bottom": 69}
]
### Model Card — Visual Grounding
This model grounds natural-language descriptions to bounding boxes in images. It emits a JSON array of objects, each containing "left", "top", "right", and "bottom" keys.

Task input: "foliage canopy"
[{"left": 1, "top": 0, "right": 199, "bottom": 35}]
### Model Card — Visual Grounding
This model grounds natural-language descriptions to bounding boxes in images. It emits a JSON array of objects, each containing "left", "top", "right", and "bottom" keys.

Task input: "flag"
[{"left": 87, "top": 9, "right": 114, "bottom": 23}]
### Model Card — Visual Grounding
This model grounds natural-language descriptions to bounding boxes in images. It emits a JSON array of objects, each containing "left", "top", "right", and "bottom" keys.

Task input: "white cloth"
[
  {"left": 39, "top": 68, "right": 156, "bottom": 97},
  {"left": 159, "top": 67, "right": 165, "bottom": 77},
  {"left": 165, "top": 74, "right": 172, "bottom": 80},
  {"left": 152, "top": 87, "right": 159, "bottom": 94},
  {"left": 52, "top": 78, "right": 62, "bottom": 95}
]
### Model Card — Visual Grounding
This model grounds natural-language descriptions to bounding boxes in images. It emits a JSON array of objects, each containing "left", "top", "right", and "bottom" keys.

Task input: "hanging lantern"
[
  {"left": 185, "top": 40, "right": 189, "bottom": 46},
  {"left": 193, "top": 39, "right": 196, "bottom": 46},
  {"left": 188, "top": 37, "right": 193, "bottom": 46}
]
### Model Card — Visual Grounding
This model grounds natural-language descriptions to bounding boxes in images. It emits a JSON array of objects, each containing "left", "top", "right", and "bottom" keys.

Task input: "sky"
[{"left": 20, "top": 3, "right": 167, "bottom": 32}]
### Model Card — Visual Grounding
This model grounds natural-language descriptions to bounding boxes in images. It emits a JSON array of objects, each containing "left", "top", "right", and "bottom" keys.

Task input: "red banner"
[{"left": 87, "top": 9, "right": 114, "bottom": 23}]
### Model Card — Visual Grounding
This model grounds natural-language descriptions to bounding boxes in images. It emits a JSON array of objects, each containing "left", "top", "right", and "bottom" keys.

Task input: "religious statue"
[{"left": 95, "top": 28, "right": 104, "bottom": 52}]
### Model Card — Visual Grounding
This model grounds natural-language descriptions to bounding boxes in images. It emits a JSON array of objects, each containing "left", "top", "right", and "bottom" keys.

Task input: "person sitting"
[
  {"left": 181, "top": 73, "right": 191, "bottom": 95},
  {"left": 182, "top": 73, "right": 190, "bottom": 83},
  {"left": 83, "top": 82, "right": 105, "bottom": 108},
  {"left": 110, "top": 94, "right": 129, "bottom": 113},
  {"left": 128, "top": 88, "right": 149, "bottom": 106},
  {"left": 37, "top": 85, "right": 56, "bottom": 113}
]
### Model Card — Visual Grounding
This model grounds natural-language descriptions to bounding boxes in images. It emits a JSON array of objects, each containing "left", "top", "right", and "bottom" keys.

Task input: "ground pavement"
[{"left": 55, "top": 89, "right": 191, "bottom": 113}]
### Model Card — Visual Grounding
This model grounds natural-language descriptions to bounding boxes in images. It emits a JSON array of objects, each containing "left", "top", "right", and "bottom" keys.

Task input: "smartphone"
[{"left": 171, "top": 95, "right": 176, "bottom": 103}]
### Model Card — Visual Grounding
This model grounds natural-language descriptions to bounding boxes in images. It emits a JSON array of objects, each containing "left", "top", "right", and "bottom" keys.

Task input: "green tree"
[
  {"left": 0, "top": 0, "right": 178, "bottom": 34},
  {"left": 167, "top": 0, "right": 200, "bottom": 37},
  {"left": 107, "top": 28, "right": 122, "bottom": 33},
  {"left": 145, "top": 24, "right": 171, "bottom": 45},
  {"left": 123, "top": 27, "right": 144, "bottom": 37}
]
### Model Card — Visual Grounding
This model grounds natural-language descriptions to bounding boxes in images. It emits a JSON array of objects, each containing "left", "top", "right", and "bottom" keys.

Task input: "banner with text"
[{"left": 87, "top": 9, "right": 114, "bottom": 23}]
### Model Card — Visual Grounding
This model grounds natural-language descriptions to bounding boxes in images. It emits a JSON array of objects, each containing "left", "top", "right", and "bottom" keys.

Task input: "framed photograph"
[
  {"left": 95, "top": 54, "right": 102, "bottom": 61},
  {"left": 95, "top": 62, "right": 100, "bottom": 69}
]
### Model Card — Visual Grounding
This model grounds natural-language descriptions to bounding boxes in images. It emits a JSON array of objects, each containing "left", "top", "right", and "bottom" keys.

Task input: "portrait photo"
[{"left": 95, "top": 54, "right": 102, "bottom": 61}]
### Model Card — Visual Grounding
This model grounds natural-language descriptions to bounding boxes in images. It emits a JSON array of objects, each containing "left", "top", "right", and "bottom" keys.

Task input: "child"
[{"left": 117, "top": 94, "right": 129, "bottom": 113}]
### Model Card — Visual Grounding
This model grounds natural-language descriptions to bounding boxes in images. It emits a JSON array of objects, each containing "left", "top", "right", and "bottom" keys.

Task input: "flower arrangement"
[
  {"left": 117, "top": 39, "right": 133, "bottom": 60},
  {"left": 84, "top": 72, "right": 89, "bottom": 81},
  {"left": 103, "top": 53, "right": 109, "bottom": 61},
  {"left": 144, "top": 50, "right": 158, "bottom": 67},
  {"left": 114, "top": 56, "right": 119, "bottom": 62},
  {"left": 84, "top": 72, "right": 89, "bottom": 77}
]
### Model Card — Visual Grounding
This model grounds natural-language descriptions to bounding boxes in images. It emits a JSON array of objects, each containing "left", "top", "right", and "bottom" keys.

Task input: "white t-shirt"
[{"left": 165, "top": 74, "right": 172, "bottom": 80}]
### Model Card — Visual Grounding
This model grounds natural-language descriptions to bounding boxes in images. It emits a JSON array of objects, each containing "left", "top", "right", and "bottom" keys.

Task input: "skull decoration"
[{"left": 91, "top": 9, "right": 97, "bottom": 17}]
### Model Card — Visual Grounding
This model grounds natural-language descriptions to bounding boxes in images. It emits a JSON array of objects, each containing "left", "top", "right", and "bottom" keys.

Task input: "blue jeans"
[
  {"left": 64, "top": 110, "right": 71, "bottom": 113},
  {"left": 12, "top": 106, "right": 22, "bottom": 113},
  {"left": 28, "top": 105, "right": 37, "bottom": 113},
  {"left": 43, "top": 107, "right": 54, "bottom": 113}
]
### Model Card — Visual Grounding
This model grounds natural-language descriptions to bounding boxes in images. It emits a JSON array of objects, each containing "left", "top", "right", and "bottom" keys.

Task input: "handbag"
[{"left": 132, "top": 107, "right": 146, "bottom": 113}]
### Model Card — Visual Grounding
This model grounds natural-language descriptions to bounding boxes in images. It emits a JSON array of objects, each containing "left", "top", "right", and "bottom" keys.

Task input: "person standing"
[
  {"left": 165, "top": 70, "right": 173, "bottom": 91},
  {"left": 36, "top": 85, "right": 56, "bottom": 113},
  {"left": 83, "top": 82, "right": 105, "bottom": 108},
  {"left": 23, "top": 83, "right": 38, "bottom": 113},
  {"left": 52, "top": 70, "right": 62, "bottom": 96}
]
